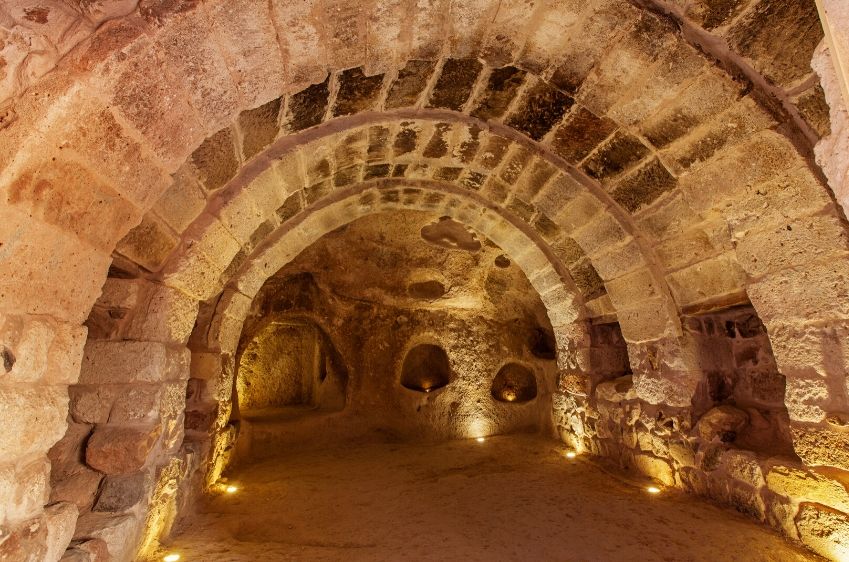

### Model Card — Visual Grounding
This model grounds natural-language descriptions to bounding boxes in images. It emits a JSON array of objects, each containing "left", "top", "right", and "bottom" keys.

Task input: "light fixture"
[
  {"left": 225, "top": 485, "right": 238, "bottom": 494},
  {"left": 163, "top": 554, "right": 180, "bottom": 562},
  {"left": 646, "top": 486, "right": 661, "bottom": 495},
  {"left": 476, "top": 437, "right": 486, "bottom": 443},
  {"left": 565, "top": 451, "right": 577, "bottom": 459}
]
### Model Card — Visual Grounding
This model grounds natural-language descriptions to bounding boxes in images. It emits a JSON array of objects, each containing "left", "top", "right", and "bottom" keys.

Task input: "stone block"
[
  {"left": 74, "top": 512, "right": 141, "bottom": 562},
  {"left": 748, "top": 259, "right": 849, "bottom": 324},
  {"left": 153, "top": 167, "right": 207, "bottom": 234},
  {"left": 633, "top": 453, "right": 676, "bottom": 486},
  {"left": 0, "top": 386, "right": 68, "bottom": 459},
  {"left": 720, "top": 449, "right": 766, "bottom": 488},
  {"left": 85, "top": 425, "right": 161, "bottom": 475},
  {"left": 69, "top": 386, "right": 115, "bottom": 425},
  {"left": 795, "top": 502, "right": 849, "bottom": 560},
  {"left": 79, "top": 341, "right": 190, "bottom": 385},
  {"left": 124, "top": 283, "right": 198, "bottom": 345},
  {"left": 108, "top": 385, "right": 164, "bottom": 425},
  {"left": 633, "top": 368, "right": 701, "bottom": 408},
  {"left": 49, "top": 466, "right": 102, "bottom": 513},
  {"left": 767, "top": 465, "right": 849, "bottom": 513},
  {"left": 0, "top": 208, "right": 111, "bottom": 324},
  {"left": 0, "top": 456, "right": 50, "bottom": 526},
  {"left": 666, "top": 252, "right": 748, "bottom": 309},
  {"left": 93, "top": 472, "right": 147, "bottom": 513},
  {"left": 7, "top": 158, "right": 141, "bottom": 252},
  {"left": 206, "top": 0, "right": 286, "bottom": 108},
  {"left": 0, "top": 514, "right": 49, "bottom": 561},
  {"left": 605, "top": 268, "right": 660, "bottom": 310},
  {"left": 115, "top": 213, "right": 178, "bottom": 272},
  {"left": 791, "top": 426, "right": 849, "bottom": 472},
  {"left": 735, "top": 214, "right": 849, "bottom": 278},
  {"left": 43, "top": 502, "right": 78, "bottom": 562},
  {"left": 595, "top": 375, "right": 636, "bottom": 402},
  {"left": 617, "top": 298, "right": 677, "bottom": 343},
  {"left": 696, "top": 405, "right": 748, "bottom": 443},
  {"left": 0, "top": 315, "right": 85, "bottom": 385}
]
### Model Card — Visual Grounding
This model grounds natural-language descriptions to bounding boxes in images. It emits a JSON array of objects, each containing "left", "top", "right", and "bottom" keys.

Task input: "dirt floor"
[{"left": 158, "top": 433, "right": 819, "bottom": 561}]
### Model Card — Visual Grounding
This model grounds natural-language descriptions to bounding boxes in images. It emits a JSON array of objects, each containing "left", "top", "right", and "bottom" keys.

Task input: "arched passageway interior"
[{"left": 1, "top": 0, "right": 849, "bottom": 560}]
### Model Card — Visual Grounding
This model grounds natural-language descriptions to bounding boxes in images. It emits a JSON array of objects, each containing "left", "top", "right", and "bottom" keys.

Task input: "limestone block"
[
  {"left": 791, "top": 426, "right": 849, "bottom": 472},
  {"left": 784, "top": 376, "right": 831, "bottom": 423},
  {"left": 0, "top": 315, "right": 85, "bottom": 385},
  {"left": 74, "top": 513, "right": 141, "bottom": 562},
  {"left": 7, "top": 158, "right": 141, "bottom": 252},
  {"left": 125, "top": 281, "right": 198, "bottom": 345},
  {"left": 605, "top": 268, "right": 660, "bottom": 310},
  {"left": 153, "top": 168, "right": 208, "bottom": 234},
  {"left": 48, "top": 465, "right": 102, "bottom": 513},
  {"left": 0, "top": 208, "right": 111, "bottom": 324},
  {"left": 595, "top": 375, "right": 636, "bottom": 402},
  {"left": 633, "top": 369, "right": 701, "bottom": 408},
  {"left": 79, "top": 341, "right": 190, "bottom": 385},
  {"left": 9, "top": 457, "right": 50, "bottom": 525},
  {"left": 0, "top": 513, "right": 49, "bottom": 561},
  {"left": 617, "top": 299, "right": 677, "bottom": 343},
  {"left": 767, "top": 465, "right": 849, "bottom": 513},
  {"left": 43, "top": 502, "right": 78, "bottom": 562},
  {"left": 696, "top": 405, "right": 748, "bottom": 442},
  {"left": 748, "top": 258, "right": 849, "bottom": 325},
  {"left": 109, "top": 385, "right": 165, "bottom": 424},
  {"left": 666, "top": 252, "right": 748, "bottom": 309},
  {"left": 668, "top": 439, "right": 697, "bottom": 468},
  {"left": 0, "top": 386, "right": 68, "bottom": 459},
  {"left": 795, "top": 502, "right": 849, "bottom": 560},
  {"left": 767, "top": 321, "right": 849, "bottom": 377},
  {"left": 69, "top": 386, "right": 115, "bottom": 425},
  {"left": 633, "top": 453, "right": 676, "bottom": 486},
  {"left": 85, "top": 425, "right": 162, "bottom": 475},
  {"left": 720, "top": 449, "right": 766, "bottom": 488},
  {"left": 736, "top": 214, "right": 849, "bottom": 278},
  {"left": 206, "top": 0, "right": 287, "bottom": 108},
  {"left": 93, "top": 472, "right": 147, "bottom": 513},
  {"left": 678, "top": 131, "right": 800, "bottom": 215}
]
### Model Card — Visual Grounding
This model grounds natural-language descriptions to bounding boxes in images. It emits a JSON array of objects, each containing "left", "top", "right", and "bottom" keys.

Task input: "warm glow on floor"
[
  {"left": 476, "top": 437, "right": 486, "bottom": 442},
  {"left": 225, "top": 485, "right": 239, "bottom": 494},
  {"left": 646, "top": 486, "right": 662, "bottom": 495},
  {"left": 565, "top": 451, "right": 577, "bottom": 459},
  {"left": 163, "top": 554, "right": 180, "bottom": 562}
]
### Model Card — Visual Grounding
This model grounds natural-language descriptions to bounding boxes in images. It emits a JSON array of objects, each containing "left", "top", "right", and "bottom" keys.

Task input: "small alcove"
[
  {"left": 491, "top": 363, "right": 538, "bottom": 403},
  {"left": 400, "top": 344, "right": 452, "bottom": 392}
]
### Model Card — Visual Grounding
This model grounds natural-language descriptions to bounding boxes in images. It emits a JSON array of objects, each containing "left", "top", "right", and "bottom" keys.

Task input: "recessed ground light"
[
  {"left": 646, "top": 486, "right": 662, "bottom": 495},
  {"left": 476, "top": 437, "right": 486, "bottom": 443},
  {"left": 163, "top": 554, "right": 180, "bottom": 562},
  {"left": 225, "top": 485, "right": 238, "bottom": 494},
  {"left": 565, "top": 451, "right": 577, "bottom": 459}
]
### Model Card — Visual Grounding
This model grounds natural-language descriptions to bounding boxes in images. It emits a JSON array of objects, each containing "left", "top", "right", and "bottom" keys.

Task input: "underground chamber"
[{"left": 3, "top": 1, "right": 849, "bottom": 560}]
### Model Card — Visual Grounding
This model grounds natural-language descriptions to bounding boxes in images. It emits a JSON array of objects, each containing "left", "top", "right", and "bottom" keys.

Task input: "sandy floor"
[{"left": 159, "top": 434, "right": 818, "bottom": 562}]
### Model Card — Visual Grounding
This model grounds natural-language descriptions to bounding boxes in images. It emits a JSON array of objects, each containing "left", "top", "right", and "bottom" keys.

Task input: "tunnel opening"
[{"left": 217, "top": 209, "right": 561, "bottom": 467}]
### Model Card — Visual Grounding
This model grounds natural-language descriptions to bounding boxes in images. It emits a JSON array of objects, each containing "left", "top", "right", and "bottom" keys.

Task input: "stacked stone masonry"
[{"left": 0, "top": 0, "right": 848, "bottom": 560}]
